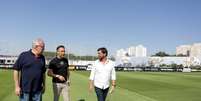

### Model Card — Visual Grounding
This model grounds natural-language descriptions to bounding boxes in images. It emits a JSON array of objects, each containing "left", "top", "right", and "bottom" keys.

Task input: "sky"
[{"left": 0, "top": 0, "right": 201, "bottom": 56}]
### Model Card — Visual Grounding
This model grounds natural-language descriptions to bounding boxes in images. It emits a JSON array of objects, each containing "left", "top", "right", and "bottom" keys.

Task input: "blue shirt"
[{"left": 13, "top": 50, "right": 46, "bottom": 93}]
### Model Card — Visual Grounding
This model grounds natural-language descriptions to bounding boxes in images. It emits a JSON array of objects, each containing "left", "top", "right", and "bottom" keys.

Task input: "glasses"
[{"left": 36, "top": 45, "right": 45, "bottom": 49}]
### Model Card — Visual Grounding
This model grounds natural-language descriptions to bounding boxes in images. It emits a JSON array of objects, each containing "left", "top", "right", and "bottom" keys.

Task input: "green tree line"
[{"left": 43, "top": 51, "right": 98, "bottom": 61}]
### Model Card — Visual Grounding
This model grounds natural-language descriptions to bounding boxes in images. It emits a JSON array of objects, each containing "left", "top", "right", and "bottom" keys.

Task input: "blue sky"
[{"left": 0, "top": 0, "right": 201, "bottom": 56}]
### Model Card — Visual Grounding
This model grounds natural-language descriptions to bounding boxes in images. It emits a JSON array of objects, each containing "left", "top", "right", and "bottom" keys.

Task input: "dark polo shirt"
[
  {"left": 13, "top": 50, "right": 46, "bottom": 93},
  {"left": 48, "top": 57, "right": 69, "bottom": 83}
]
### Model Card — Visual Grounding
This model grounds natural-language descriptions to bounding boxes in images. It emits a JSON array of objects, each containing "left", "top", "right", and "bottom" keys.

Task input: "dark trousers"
[{"left": 95, "top": 87, "right": 109, "bottom": 101}]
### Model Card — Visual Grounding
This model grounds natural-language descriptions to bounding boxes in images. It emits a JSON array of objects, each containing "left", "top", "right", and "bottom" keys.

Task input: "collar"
[
  {"left": 29, "top": 49, "right": 42, "bottom": 58},
  {"left": 98, "top": 58, "right": 110, "bottom": 65}
]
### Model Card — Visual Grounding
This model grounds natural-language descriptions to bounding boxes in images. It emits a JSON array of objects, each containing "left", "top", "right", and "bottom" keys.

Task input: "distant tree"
[
  {"left": 177, "top": 54, "right": 187, "bottom": 57},
  {"left": 178, "top": 64, "right": 184, "bottom": 68},
  {"left": 79, "top": 55, "right": 98, "bottom": 61},
  {"left": 170, "top": 54, "right": 177, "bottom": 57},
  {"left": 43, "top": 51, "right": 97, "bottom": 61},
  {"left": 152, "top": 51, "right": 170, "bottom": 57},
  {"left": 125, "top": 53, "right": 129, "bottom": 57},
  {"left": 171, "top": 63, "right": 177, "bottom": 72},
  {"left": 160, "top": 64, "right": 167, "bottom": 67}
]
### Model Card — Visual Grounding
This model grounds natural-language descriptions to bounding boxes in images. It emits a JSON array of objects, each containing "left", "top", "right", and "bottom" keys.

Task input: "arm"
[
  {"left": 47, "top": 60, "right": 57, "bottom": 78},
  {"left": 66, "top": 63, "right": 70, "bottom": 86},
  {"left": 111, "top": 66, "right": 116, "bottom": 86},
  {"left": 13, "top": 53, "right": 23, "bottom": 96},
  {"left": 67, "top": 61, "right": 70, "bottom": 84},
  {"left": 47, "top": 69, "right": 65, "bottom": 81},
  {"left": 89, "top": 66, "right": 95, "bottom": 92},
  {"left": 47, "top": 69, "right": 57, "bottom": 78},
  {"left": 109, "top": 66, "right": 116, "bottom": 94},
  {"left": 67, "top": 66, "right": 70, "bottom": 85},
  {"left": 13, "top": 70, "right": 21, "bottom": 96},
  {"left": 89, "top": 80, "right": 94, "bottom": 93},
  {"left": 42, "top": 73, "right": 46, "bottom": 94},
  {"left": 67, "top": 71, "right": 70, "bottom": 84}
]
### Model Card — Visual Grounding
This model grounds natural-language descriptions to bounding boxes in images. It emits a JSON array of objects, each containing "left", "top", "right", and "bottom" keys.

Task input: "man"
[
  {"left": 47, "top": 45, "right": 70, "bottom": 101},
  {"left": 13, "top": 38, "right": 46, "bottom": 101},
  {"left": 89, "top": 47, "right": 116, "bottom": 101}
]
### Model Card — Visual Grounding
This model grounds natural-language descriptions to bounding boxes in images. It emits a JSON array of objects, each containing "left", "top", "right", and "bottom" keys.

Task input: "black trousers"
[{"left": 94, "top": 87, "right": 109, "bottom": 101}]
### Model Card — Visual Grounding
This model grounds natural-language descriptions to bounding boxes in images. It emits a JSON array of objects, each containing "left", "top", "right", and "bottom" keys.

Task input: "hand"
[
  {"left": 109, "top": 85, "right": 115, "bottom": 94},
  {"left": 57, "top": 75, "right": 66, "bottom": 81},
  {"left": 15, "top": 86, "right": 21, "bottom": 96}
]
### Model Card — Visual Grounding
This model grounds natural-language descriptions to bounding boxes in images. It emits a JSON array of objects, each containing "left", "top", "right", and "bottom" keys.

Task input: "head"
[
  {"left": 97, "top": 47, "right": 108, "bottom": 60},
  {"left": 32, "top": 38, "right": 45, "bottom": 55},
  {"left": 56, "top": 45, "right": 65, "bottom": 58}
]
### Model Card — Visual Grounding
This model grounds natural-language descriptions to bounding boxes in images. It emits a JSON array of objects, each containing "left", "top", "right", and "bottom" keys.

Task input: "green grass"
[{"left": 0, "top": 70, "right": 201, "bottom": 101}]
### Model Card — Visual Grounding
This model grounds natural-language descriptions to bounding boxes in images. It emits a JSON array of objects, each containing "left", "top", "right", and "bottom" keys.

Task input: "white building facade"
[{"left": 176, "top": 45, "right": 191, "bottom": 56}]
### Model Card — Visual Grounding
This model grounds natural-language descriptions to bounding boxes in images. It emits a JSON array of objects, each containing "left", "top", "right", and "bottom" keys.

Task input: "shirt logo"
[{"left": 60, "top": 61, "right": 64, "bottom": 65}]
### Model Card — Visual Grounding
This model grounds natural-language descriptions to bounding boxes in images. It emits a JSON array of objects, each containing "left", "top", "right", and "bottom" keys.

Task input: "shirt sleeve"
[
  {"left": 13, "top": 53, "right": 23, "bottom": 71},
  {"left": 89, "top": 65, "right": 96, "bottom": 80},
  {"left": 111, "top": 63, "right": 116, "bottom": 80},
  {"left": 48, "top": 60, "right": 55, "bottom": 69}
]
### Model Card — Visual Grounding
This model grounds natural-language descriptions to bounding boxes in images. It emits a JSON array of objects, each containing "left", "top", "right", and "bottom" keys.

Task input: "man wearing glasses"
[{"left": 13, "top": 38, "right": 46, "bottom": 101}]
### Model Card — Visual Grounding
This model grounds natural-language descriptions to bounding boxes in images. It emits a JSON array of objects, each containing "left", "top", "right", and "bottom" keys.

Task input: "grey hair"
[{"left": 32, "top": 38, "right": 45, "bottom": 48}]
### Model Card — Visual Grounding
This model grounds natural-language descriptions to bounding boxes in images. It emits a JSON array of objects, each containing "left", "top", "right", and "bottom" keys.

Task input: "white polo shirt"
[{"left": 89, "top": 59, "right": 116, "bottom": 89}]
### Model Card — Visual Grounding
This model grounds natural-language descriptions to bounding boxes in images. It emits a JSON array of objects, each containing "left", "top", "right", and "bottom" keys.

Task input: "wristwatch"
[{"left": 55, "top": 75, "right": 59, "bottom": 78}]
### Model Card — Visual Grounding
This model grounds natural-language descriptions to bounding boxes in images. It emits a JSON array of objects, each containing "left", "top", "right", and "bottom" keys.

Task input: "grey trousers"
[{"left": 53, "top": 82, "right": 70, "bottom": 101}]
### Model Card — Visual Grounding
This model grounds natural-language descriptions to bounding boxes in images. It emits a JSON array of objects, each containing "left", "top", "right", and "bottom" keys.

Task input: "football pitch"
[{"left": 0, "top": 70, "right": 201, "bottom": 101}]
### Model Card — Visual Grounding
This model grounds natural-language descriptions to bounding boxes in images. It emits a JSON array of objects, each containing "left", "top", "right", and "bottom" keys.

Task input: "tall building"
[
  {"left": 176, "top": 43, "right": 201, "bottom": 58},
  {"left": 128, "top": 46, "right": 136, "bottom": 56},
  {"left": 136, "top": 45, "right": 147, "bottom": 57},
  {"left": 176, "top": 45, "right": 191, "bottom": 56},
  {"left": 190, "top": 43, "right": 201, "bottom": 58},
  {"left": 117, "top": 45, "right": 147, "bottom": 57}
]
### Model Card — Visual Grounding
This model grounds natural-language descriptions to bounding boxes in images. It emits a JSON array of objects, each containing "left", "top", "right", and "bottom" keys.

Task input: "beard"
[{"left": 98, "top": 56, "right": 105, "bottom": 61}]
